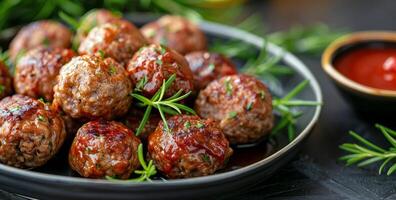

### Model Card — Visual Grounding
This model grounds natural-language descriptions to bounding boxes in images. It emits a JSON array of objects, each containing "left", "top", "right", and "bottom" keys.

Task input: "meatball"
[
  {"left": 127, "top": 44, "right": 194, "bottom": 97},
  {"left": 195, "top": 74, "right": 274, "bottom": 144},
  {"left": 123, "top": 108, "right": 161, "bottom": 141},
  {"left": 74, "top": 9, "right": 121, "bottom": 47},
  {"left": 14, "top": 47, "right": 75, "bottom": 101},
  {"left": 141, "top": 15, "right": 207, "bottom": 55},
  {"left": 69, "top": 120, "right": 141, "bottom": 179},
  {"left": 78, "top": 19, "right": 146, "bottom": 66},
  {"left": 9, "top": 20, "right": 72, "bottom": 62},
  {"left": 0, "top": 61, "right": 13, "bottom": 99},
  {"left": 0, "top": 95, "right": 66, "bottom": 168},
  {"left": 148, "top": 115, "right": 232, "bottom": 179},
  {"left": 185, "top": 51, "right": 238, "bottom": 90},
  {"left": 53, "top": 55, "right": 132, "bottom": 120}
]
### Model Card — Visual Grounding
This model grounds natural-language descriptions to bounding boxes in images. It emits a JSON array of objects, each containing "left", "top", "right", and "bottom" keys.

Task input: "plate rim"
[{"left": 0, "top": 15, "right": 323, "bottom": 188}]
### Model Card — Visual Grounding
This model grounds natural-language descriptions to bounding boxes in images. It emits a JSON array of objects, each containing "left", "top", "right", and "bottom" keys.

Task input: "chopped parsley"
[
  {"left": 224, "top": 79, "right": 232, "bottom": 96},
  {"left": 0, "top": 84, "right": 4, "bottom": 95},
  {"left": 98, "top": 50, "right": 105, "bottom": 59},
  {"left": 37, "top": 115, "right": 46, "bottom": 122},
  {"left": 201, "top": 154, "right": 211, "bottom": 164},
  {"left": 109, "top": 65, "right": 117, "bottom": 75},
  {"left": 228, "top": 111, "right": 237, "bottom": 119},
  {"left": 159, "top": 38, "right": 168, "bottom": 46},
  {"left": 196, "top": 122, "right": 204, "bottom": 128},
  {"left": 246, "top": 102, "right": 253, "bottom": 111},
  {"left": 135, "top": 75, "right": 148, "bottom": 92},
  {"left": 184, "top": 121, "right": 191, "bottom": 129},
  {"left": 155, "top": 59, "right": 163, "bottom": 65},
  {"left": 259, "top": 90, "right": 266, "bottom": 99},
  {"left": 207, "top": 63, "right": 215, "bottom": 72},
  {"left": 42, "top": 37, "right": 50, "bottom": 46}
]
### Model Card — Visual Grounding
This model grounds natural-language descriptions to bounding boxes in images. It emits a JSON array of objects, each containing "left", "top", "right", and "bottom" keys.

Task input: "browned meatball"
[
  {"left": 195, "top": 74, "right": 274, "bottom": 144},
  {"left": 127, "top": 44, "right": 194, "bottom": 97},
  {"left": 185, "top": 51, "right": 238, "bottom": 90},
  {"left": 9, "top": 20, "right": 72, "bottom": 62},
  {"left": 78, "top": 19, "right": 146, "bottom": 66},
  {"left": 0, "top": 61, "right": 13, "bottom": 99},
  {"left": 74, "top": 9, "right": 121, "bottom": 47},
  {"left": 0, "top": 95, "right": 66, "bottom": 168},
  {"left": 14, "top": 47, "right": 75, "bottom": 101},
  {"left": 141, "top": 15, "right": 207, "bottom": 55},
  {"left": 122, "top": 108, "right": 161, "bottom": 141},
  {"left": 53, "top": 55, "right": 132, "bottom": 120},
  {"left": 148, "top": 115, "right": 232, "bottom": 179},
  {"left": 69, "top": 120, "right": 141, "bottom": 179}
]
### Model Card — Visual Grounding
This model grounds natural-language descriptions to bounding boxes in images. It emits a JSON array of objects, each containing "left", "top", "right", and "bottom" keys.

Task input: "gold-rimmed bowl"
[{"left": 322, "top": 31, "right": 396, "bottom": 113}]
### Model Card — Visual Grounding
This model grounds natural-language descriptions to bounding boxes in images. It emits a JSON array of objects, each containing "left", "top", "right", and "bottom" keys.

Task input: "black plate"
[{"left": 0, "top": 14, "right": 322, "bottom": 200}]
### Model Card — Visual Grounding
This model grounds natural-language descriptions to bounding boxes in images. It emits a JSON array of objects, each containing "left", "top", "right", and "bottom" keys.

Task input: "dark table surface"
[{"left": 2, "top": 0, "right": 396, "bottom": 199}]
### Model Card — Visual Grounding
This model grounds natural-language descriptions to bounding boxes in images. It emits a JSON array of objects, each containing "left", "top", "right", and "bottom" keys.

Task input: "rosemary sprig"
[
  {"left": 339, "top": 124, "right": 396, "bottom": 175},
  {"left": 130, "top": 74, "right": 195, "bottom": 135},
  {"left": 271, "top": 80, "right": 322, "bottom": 141},
  {"left": 106, "top": 143, "right": 157, "bottom": 182}
]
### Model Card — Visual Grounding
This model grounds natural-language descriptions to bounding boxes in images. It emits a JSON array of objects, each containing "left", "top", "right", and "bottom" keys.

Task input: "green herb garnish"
[
  {"left": 98, "top": 50, "right": 105, "bottom": 59},
  {"left": 259, "top": 90, "right": 266, "bottom": 100},
  {"left": 207, "top": 63, "right": 215, "bottom": 72},
  {"left": 196, "top": 122, "right": 204, "bottom": 128},
  {"left": 130, "top": 74, "right": 195, "bottom": 135},
  {"left": 340, "top": 124, "right": 396, "bottom": 175},
  {"left": 246, "top": 102, "right": 253, "bottom": 111},
  {"left": 184, "top": 121, "right": 191, "bottom": 129},
  {"left": 155, "top": 59, "right": 163, "bottom": 66},
  {"left": 109, "top": 65, "right": 117, "bottom": 75},
  {"left": 106, "top": 144, "right": 157, "bottom": 182},
  {"left": 271, "top": 80, "right": 321, "bottom": 141},
  {"left": 201, "top": 154, "right": 211, "bottom": 164},
  {"left": 224, "top": 79, "right": 232, "bottom": 96},
  {"left": 37, "top": 115, "right": 46, "bottom": 122},
  {"left": 9, "top": 106, "right": 21, "bottom": 112},
  {"left": 135, "top": 75, "right": 148, "bottom": 92},
  {"left": 228, "top": 111, "right": 237, "bottom": 119}
]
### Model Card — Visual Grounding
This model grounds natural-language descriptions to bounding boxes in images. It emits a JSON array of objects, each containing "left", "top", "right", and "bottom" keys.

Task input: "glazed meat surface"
[
  {"left": 74, "top": 9, "right": 121, "bottom": 47},
  {"left": 185, "top": 51, "right": 238, "bottom": 90},
  {"left": 148, "top": 115, "right": 232, "bottom": 179},
  {"left": 14, "top": 47, "right": 75, "bottom": 101},
  {"left": 78, "top": 19, "right": 146, "bottom": 66},
  {"left": 127, "top": 44, "right": 194, "bottom": 97},
  {"left": 53, "top": 55, "right": 132, "bottom": 120},
  {"left": 0, "top": 95, "right": 66, "bottom": 168},
  {"left": 9, "top": 20, "right": 72, "bottom": 62},
  {"left": 69, "top": 120, "right": 141, "bottom": 179},
  {"left": 0, "top": 61, "right": 13, "bottom": 99},
  {"left": 141, "top": 15, "right": 207, "bottom": 55},
  {"left": 195, "top": 74, "right": 274, "bottom": 144}
]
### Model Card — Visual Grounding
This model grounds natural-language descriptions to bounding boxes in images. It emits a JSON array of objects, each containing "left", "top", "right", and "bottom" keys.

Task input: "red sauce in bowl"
[{"left": 334, "top": 47, "right": 396, "bottom": 90}]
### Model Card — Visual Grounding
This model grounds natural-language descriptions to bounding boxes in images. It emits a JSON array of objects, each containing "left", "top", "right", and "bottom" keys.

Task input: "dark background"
[{"left": 2, "top": 0, "right": 396, "bottom": 199}]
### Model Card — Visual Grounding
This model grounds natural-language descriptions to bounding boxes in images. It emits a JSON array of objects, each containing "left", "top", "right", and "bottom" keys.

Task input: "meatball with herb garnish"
[
  {"left": 195, "top": 74, "right": 274, "bottom": 144},
  {"left": 14, "top": 47, "right": 75, "bottom": 101},
  {"left": 9, "top": 20, "right": 72, "bottom": 62},
  {"left": 53, "top": 55, "right": 132, "bottom": 120},
  {"left": 0, "top": 61, "right": 13, "bottom": 99},
  {"left": 78, "top": 19, "right": 147, "bottom": 66},
  {"left": 185, "top": 51, "right": 238, "bottom": 90},
  {"left": 74, "top": 9, "right": 121, "bottom": 48},
  {"left": 127, "top": 44, "right": 194, "bottom": 98},
  {"left": 69, "top": 120, "right": 141, "bottom": 179},
  {"left": 141, "top": 15, "right": 207, "bottom": 55},
  {"left": 148, "top": 115, "right": 232, "bottom": 179},
  {"left": 0, "top": 95, "right": 66, "bottom": 168}
]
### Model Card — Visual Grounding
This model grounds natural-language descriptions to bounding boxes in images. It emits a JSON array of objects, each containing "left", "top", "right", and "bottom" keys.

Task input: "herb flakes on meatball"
[
  {"left": 127, "top": 44, "right": 194, "bottom": 98},
  {"left": 0, "top": 95, "right": 66, "bottom": 168},
  {"left": 148, "top": 115, "right": 232, "bottom": 179},
  {"left": 69, "top": 120, "right": 141, "bottom": 179},
  {"left": 14, "top": 47, "right": 75, "bottom": 101},
  {"left": 185, "top": 51, "right": 238, "bottom": 90},
  {"left": 53, "top": 55, "right": 132, "bottom": 120},
  {"left": 141, "top": 15, "right": 207, "bottom": 55},
  {"left": 9, "top": 20, "right": 72, "bottom": 62},
  {"left": 78, "top": 19, "right": 147, "bottom": 66},
  {"left": 195, "top": 74, "right": 274, "bottom": 144}
]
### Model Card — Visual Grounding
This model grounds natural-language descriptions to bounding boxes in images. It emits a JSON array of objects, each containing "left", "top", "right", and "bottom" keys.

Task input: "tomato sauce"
[{"left": 334, "top": 46, "right": 396, "bottom": 90}]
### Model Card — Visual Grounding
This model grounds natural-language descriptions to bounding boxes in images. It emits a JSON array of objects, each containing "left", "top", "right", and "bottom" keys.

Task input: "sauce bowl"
[{"left": 322, "top": 31, "right": 396, "bottom": 113}]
